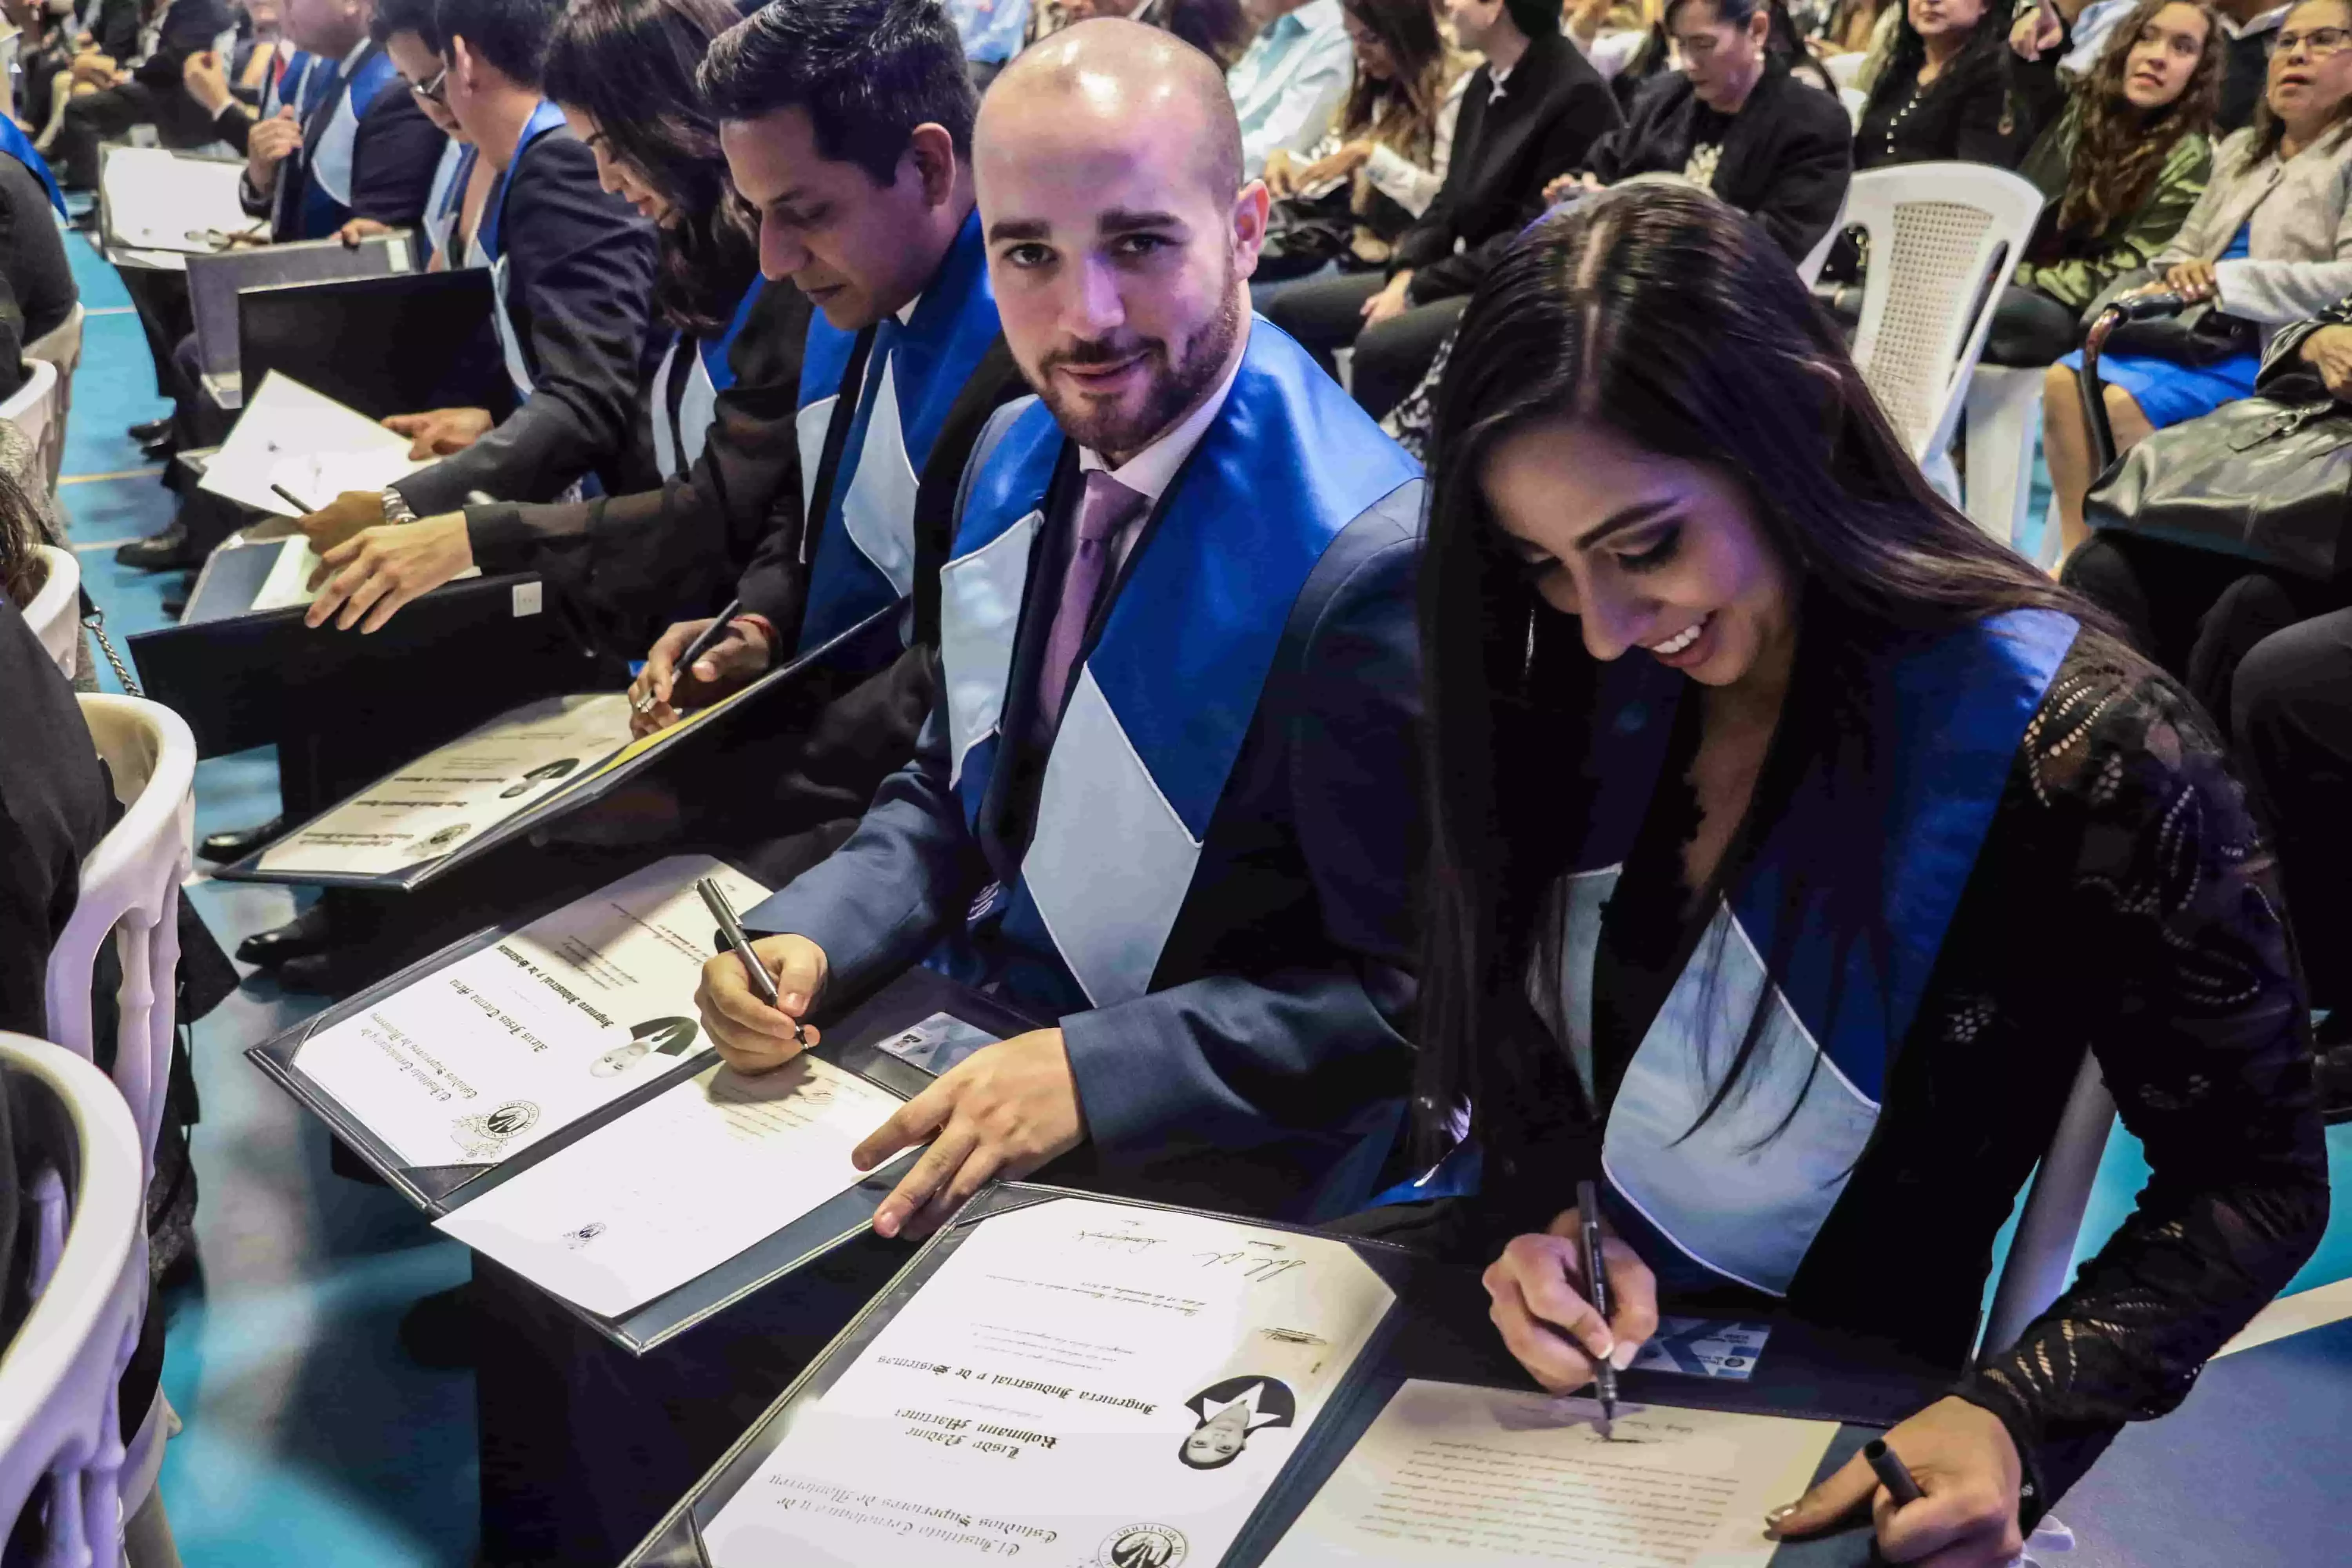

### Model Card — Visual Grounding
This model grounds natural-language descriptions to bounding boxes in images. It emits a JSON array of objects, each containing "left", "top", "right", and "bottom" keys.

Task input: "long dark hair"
[
  {"left": 2061, "top": 0, "right": 2221, "bottom": 239},
  {"left": 1336, "top": 0, "right": 1454, "bottom": 162},
  {"left": 1862, "top": 0, "right": 2016, "bottom": 126},
  {"left": 1622, "top": 0, "right": 1833, "bottom": 103},
  {"left": 1414, "top": 188, "right": 2103, "bottom": 1153},
  {"left": 543, "top": 0, "right": 758, "bottom": 336},
  {"left": 2242, "top": 0, "right": 2352, "bottom": 171}
]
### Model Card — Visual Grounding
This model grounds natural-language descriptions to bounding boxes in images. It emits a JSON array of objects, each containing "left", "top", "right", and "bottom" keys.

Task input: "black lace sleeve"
[{"left": 1954, "top": 650, "right": 2331, "bottom": 1507}]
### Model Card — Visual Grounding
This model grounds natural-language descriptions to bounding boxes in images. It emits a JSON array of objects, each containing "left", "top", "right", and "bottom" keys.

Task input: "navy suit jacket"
[
  {"left": 747, "top": 407, "right": 1424, "bottom": 1218},
  {"left": 232, "top": 44, "right": 444, "bottom": 240}
]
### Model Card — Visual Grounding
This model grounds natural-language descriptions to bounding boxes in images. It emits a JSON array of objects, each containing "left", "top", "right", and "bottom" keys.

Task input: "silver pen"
[{"left": 697, "top": 876, "right": 804, "bottom": 1043}]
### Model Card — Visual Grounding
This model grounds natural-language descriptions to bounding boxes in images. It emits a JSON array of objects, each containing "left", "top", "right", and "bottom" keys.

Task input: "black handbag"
[
  {"left": 2082, "top": 271, "right": 2259, "bottom": 367},
  {"left": 2084, "top": 395, "right": 2352, "bottom": 580}
]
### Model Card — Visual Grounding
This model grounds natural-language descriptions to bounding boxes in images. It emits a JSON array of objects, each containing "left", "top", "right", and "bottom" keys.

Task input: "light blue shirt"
[
  {"left": 1225, "top": 0, "right": 1354, "bottom": 179},
  {"left": 944, "top": 0, "right": 1032, "bottom": 65}
]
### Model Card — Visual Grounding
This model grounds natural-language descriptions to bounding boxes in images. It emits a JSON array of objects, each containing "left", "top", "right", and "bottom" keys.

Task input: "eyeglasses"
[
  {"left": 2269, "top": 26, "right": 2352, "bottom": 58},
  {"left": 410, "top": 65, "right": 448, "bottom": 103}
]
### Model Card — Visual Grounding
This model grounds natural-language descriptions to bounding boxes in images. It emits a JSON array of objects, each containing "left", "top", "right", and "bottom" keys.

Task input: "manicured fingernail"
[
  {"left": 1764, "top": 1504, "right": 1797, "bottom": 1530},
  {"left": 780, "top": 991, "right": 806, "bottom": 1012},
  {"left": 1612, "top": 1341, "right": 1639, "bottom": 1370}
]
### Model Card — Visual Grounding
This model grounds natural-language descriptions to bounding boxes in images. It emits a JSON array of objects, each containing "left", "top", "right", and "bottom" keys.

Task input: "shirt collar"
[
  {"left": 340, "top": 35, "right": 371, "bottom": 71},
  {"left": 1076, "top": 319, "right": 1250, "bottom": 504},
  {"left": 895, "top": 291, "right": 922, "bottom": 326},
  {"left": 2221, "top": 4, "right": 2289, "bottom": 36}
]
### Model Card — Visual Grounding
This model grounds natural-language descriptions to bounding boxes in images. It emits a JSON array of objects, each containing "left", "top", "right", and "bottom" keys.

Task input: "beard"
[{"left": 1028, "top": 261, "right": 1245, "bottom": 459}]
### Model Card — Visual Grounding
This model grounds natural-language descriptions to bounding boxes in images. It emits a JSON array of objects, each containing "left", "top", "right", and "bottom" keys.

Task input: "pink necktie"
[{"left": 1038, "top": 469, "right": 1146, "bottom": 724}]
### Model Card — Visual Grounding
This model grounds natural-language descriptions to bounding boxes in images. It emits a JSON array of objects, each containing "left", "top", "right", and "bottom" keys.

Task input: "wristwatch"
[{"left": 380, "top": 489, "right": 419, "bottom": 525}]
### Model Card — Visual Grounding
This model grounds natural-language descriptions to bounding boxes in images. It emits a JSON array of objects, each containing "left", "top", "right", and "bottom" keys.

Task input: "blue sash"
[
  {"left": 292, "top": 45, "right": 396, "bottom": 238},
  {"left": 793, "top": 208, "right": 1000, "bottom": 653},
  {"left": 928, "top": 322, "right": 1422, "bottom": 1012},
  {"left": 0, "top": 120, "right": 64, "bottom": 218},
  {"left": 478, "top": 100, "right": 572, "bottom": 399},
  {"left": 653, "top": 276, "right": 765, "bottom": 480},
  {"left": 422, "top": 140, "right": 477, "bottom": 267}
]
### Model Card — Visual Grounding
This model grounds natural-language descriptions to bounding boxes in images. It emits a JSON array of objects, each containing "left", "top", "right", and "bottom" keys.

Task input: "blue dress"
[{"left": 2060, "top": 225, "right": 2259, "bottom": 430}]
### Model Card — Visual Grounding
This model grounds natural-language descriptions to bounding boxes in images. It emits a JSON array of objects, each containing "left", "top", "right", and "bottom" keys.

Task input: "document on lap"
[
  {"left": 290, "top": 855, "right": 771, "bottom": 1169},
  {"left": 701, "top": 1198, "right": 1396, "bottom": 1568},
  {"left": 100, "top": 148, "right": 253, "bottom": 255},
  {"left": 196, "top": 371, "right": 436, "bottom": 518},
  {"left": 1261, "top": 1380, "right": 1838, "bottom": 1568},
  {"left": 434, "top": 1053, "right": 905, "bottom": 1318},
  {"left": 252, "top": 692, "right": 635, "bottom": 877}
]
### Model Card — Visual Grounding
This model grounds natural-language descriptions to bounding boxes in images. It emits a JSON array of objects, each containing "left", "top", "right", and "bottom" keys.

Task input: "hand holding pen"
[
  {"left": 694, "top": 878, "right": 832, "bottom": 1076},
  {"left": 1479, "top": 1184, "right": 1659, "bottom": 1418},
  {"left": 1765, "top": 1398, "right": 2029, "bottom": 1562}
]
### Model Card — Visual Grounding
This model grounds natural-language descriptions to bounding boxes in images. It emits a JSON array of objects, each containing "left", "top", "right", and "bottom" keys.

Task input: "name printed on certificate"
[
  {"left": 703, "top": 1198, "right": 1397, "bottom": 1568},
  {"left": 1261, "top": 1380, "right": 1839, "bottom": 1568},
  {"left": 291, "top": 855, "right": 770, "bottom": 1167},
  {"left": 434, "top": 1053, "right": 903, "bottom": 1318},
  {"left": 256, "top": 692, "right": 634, "bottom": 877}
]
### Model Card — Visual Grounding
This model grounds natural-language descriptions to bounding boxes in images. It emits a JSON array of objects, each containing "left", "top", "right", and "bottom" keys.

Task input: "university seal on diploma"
[
  {"left": 452, "top": 1100, "right": 541, "bottom": 1160},
  {"left": 1095, "top": 1523, "right": 1187, "bottom": 1568}
]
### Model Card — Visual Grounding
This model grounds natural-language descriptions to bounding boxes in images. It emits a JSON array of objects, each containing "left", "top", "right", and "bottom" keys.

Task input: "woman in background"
[{"left": 1856, "top": 0, "right": 2023, "bottom": 167}]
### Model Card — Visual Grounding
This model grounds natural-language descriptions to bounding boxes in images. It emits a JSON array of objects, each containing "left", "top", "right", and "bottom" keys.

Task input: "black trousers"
[
  {"left": 1261, "top": 270, "right": 1468, "bottom": 419},
  {"left": 56, "top": 78, "right": 222, "bottom": 189},
  {"left": 2234, "top": 608, "right": 2352, "bottom": 1009},
  {"left": 2061, "top": 532, "right": 2352, "bottom": 722},
  {"left": 1980, "top": 284, "right": 2079, "bottom": 369}
]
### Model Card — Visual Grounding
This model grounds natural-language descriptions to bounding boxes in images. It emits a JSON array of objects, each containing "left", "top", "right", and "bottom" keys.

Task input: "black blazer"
[
  {"left": 230, "top": 44, "right": 446, "bottom": 239},
  {"left": 1857, "top": 35, "right": 2025, "bottom": 171},
  {"left": 1392, "top": 29, "right": 1622, "bottom": 303},
  {"left": 1586, "top": 61, "right": 1855, "bottom": 262}
]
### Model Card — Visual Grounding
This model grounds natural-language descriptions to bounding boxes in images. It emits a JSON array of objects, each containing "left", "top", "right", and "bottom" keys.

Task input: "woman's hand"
[
  {"left": 2303, "top": 323, "right": 2352, "bottom": 400},
  {"left": 1543, "top": 170, "right": 1604, "bottom": 205},
  {"left": 1263, "top": 148, "right": 1298, "bottom": 201},
  {"left": 1299, "top": 140, "right": 1375, "bottom": 187},
  {"left": 2160, "top": 258, "right": 2219, "bottom": 303},
  {"left": 1481, "top": 1205, "right": 1659, "bottom": 1394},
  {"left": 1766, "top": 1396, "right": 2025, "bottom": 1565}
]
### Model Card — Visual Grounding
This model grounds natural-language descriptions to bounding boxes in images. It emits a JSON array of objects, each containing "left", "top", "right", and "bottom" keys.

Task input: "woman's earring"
[{"left": 1523, "top": 603, "right": 1539, "bottom": 689}]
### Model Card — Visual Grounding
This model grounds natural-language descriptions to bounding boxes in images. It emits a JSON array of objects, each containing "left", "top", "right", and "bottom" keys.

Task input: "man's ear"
[
  {"left": 904, "top": 123, "right": 960, "bottom": 209},
  {"left": 447, "top": 33, "right": 476, "bottom": 93},
  {"left": 1231, "top": 178, "right": 1271, "bottom": 281}
]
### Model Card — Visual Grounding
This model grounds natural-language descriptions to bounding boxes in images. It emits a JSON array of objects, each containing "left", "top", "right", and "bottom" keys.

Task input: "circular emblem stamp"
[
  {"left": 451, "top": 1100, "right": 541, "bottom": 1158},
  {"left": 1097, "top": 1523, "right": 1187, "bottom": 1568}
]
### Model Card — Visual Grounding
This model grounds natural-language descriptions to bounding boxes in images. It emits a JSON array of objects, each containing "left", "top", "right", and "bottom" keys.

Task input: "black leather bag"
[
  {"left": 1256, "top": 193, "right": 1358, "bottom": 281},
  {"left": 2085, "top": 395, "right": 2352, "bottom": 580},
  {"left": 2082, "top": 271, "right": 2259, "bottom": 367}
]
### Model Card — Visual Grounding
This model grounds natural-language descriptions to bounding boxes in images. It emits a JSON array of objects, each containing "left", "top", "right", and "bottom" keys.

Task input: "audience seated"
[
  {"left": 1389, "top": 183, "right": 2325, "bottom": 1555},
  {"left": 1252, "top": 0, "right": 1471, "bottom": 303},
  {"left": 1265, "top": 0, "right": 1621, "bottom": 416},
  {"left": 1054, "top": 0, "right": 1254, "bottom": 64},
  {"left": 51, "top": 0, "right": 236, "bottom": 191},
  {"left": 1856, "top": 0, "right": 2024, "bottom": 169},
  {"left": 2015, "top": 0, "right": 2284, "bottom": 130},
  {"left": 1227, "top": 0, "right": 1356, "bottom": 177},
  {"left": 178, "top": 0, "right": 298, "bottom": 151},
  {"left": 943, "top": 0, "right": 1033, "bottom": 83},
  {"left": 1986, "top": 0, "right": 2218, "bottom": 366},
  {"left": 2045, "top": 0, "right": 2352, "bottom": 557}
]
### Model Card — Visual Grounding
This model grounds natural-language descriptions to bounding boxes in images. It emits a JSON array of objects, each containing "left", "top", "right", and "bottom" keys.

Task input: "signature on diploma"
[{"left": 1193, "top": 1248, "right": 1305, "bottom": 1283}]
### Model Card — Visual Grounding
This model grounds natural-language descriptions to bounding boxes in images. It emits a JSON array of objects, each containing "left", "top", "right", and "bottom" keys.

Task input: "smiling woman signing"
[{"left": 1397, "top": 187, "right": 2326, "bottom": 1565}]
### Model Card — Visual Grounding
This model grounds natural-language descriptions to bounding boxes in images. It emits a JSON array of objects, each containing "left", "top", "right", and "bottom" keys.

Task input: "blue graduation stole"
[
  {"left": 793, "top": 208, "right": 1000, "bottom": 653},
  {"left": 0, "top": 120, "right": 64, "bottom": 218},
  {"left": 1508, "top": 608, "right": 2076, "bottom": 1297},
  {"left": 476, "top": 100, "right": 572, "bottom": 400},
  {"left": 928, "top": 322, "right": 1422, "bottom": 1014},
  {"left": 293, "top": 46, "right": 397, "bottom": 239},
  {"left": 652, "top": 276, "right": 765, "bottom": 480}
]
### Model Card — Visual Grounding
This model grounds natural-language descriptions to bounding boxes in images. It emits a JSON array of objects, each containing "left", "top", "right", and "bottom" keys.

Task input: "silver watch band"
[{"left": 380, "top": 490, "right": 419, "bottom": 525}]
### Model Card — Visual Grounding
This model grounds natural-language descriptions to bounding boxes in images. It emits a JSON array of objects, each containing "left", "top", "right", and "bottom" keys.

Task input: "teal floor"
[{"left": 53, "top": 223, "right": 2352, "bottom": 1566}]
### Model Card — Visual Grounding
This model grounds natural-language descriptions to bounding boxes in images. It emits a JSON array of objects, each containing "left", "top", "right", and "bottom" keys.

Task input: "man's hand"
[
  {"left": 1765, "top": 1397, "right": 2024, "bottom": 1566},
  {"left": 246, "top": 105, "right": 300, "bottom": 186},
  {"left": 1362, "top": 271, "right": 1415, "bottom": 327},
  {"left": 2304, "top": 323, "right": 2352, "bottom": 400},
  {"left": 2009, "top": 4, "right": 2063, "bottom": 60},
  {"left": 1482, "top": 1205, "right": 1660, "bottom": 1393},
  {"left": 383, "top": 406, "right": 495, "bottom": 459},
  {"left": 291, "top": 490, "right": 387, "bottom": 553},
  {"left": 182, "top": 49, "right": 232, "bottom": 115},
  {"left": 851, "top": 1030, "right": 1087, "bottom": 1240},
  {"left": 696, "top": 934, "right": 829, "bottom": 1074},
  {"left": 627, "top": 614, "right": 776, "bottom": 737},
  {"left": 303, "top": 514, "right": 474, "bottom": 632},
  {"left": 337, "top": 217, "right": 395, "bottom": 247},
  {"left": 71, "top": 52, "right": 116, "bottom": 87},
  {"left": 2159, "top": 257, "right": 2219, "bottom": 303}
]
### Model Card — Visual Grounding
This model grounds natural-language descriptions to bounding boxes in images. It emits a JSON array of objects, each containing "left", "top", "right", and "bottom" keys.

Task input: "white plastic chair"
[
  {"left": 25, "top": 303, "right": 88, "bottom": 493},
  {"left": 1840, "top": 163, "right": 2045, "bottom": 504},
  {"left": 0, "top": 356, "right": 65, "bottom": 501},
  {"left": 24, "top": 542, "right": 80, "bottom": 679},
  {"left": 1980, "top": 1053, "right": 2118, "bottom": 1357},
  {"left": 46, "top": 695, "right": 196, "bottom": 1178},
  {"left": 0, "top": 1031, "right": 148, "bottom": 1568},
  {"left": 1824, "top": 51, "right": 1867, "bottom": 89},
  {"left": 1961, "top": 364, "right": 2046, "bottom": 552}
]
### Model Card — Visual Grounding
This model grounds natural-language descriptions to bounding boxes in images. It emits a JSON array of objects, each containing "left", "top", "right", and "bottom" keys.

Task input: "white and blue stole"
[
  {"left": 421, "top": 139, "right": 477, "bottom": 269},
  {"left": 294, "top": 42, "right": 397, "bottom": 240},
  {"left": 930, "top": 323, "right": 1423, "bottom": 1014},
  {"left": 475, "top": 100, "right": 572, "bottom": 401},
  {"left": 1546, "top": 608, "right": 2078, "bottom": 1298},
  {"left": 650, "top": 276, "right": 763, "bottom": 481},
  {"left": 793, "top": 209, "right": 999, "bottom": 653},
  {"left": 0, "top": 119, "right": 64, "bottom": 218}
]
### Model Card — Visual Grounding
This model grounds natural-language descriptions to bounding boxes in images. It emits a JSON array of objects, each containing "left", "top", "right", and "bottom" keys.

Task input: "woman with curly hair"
[{"left": 1988, "top": 0, "right": 2221, "bottom": 363}]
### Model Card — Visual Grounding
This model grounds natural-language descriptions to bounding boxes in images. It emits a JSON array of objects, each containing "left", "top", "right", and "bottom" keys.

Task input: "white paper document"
[
  {"left": 291, "top": 856, "right": 771, "bottom": 1167},
  {"left": 255, "top": 693, "right": 633, "bottom": 876},
  {"left": 1262, "top": 1380, "right": 1838, "bottom": 1568},
  {"left": 102, "top": 149, "right": 254, "bottom": 254},
  {"left": 196, "top": 372, "right": 432, "bottom": 518},
  {"left": 704, "top": 1198, "right": 1397, "bottom": 1568},
  {"left": 435, "top": 1052, "right": 904, "bottom": 1317}
]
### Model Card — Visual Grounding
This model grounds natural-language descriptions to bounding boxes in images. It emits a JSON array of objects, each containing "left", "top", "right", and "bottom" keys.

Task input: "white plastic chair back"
[
  {"left": 1796, "top": 189, "right": 1849, "bottom": 289},
  {"left": 1980, "top": 1053, "right": 2117, "bottom": 1357},
  {"left": 0, "top": 356, "right": 64, "bottom": 499},
  {"left": 0, "top": 1032, "right": 148, "bottom": 1568},
  {"left": 24, "top": 542, "right": 80, "bottom": 679},
  {"left": 1824, "top": 51, "right": 1866, "bottom": 89},
  {"left": 25, "top": 304, "right": 87, "bottom": 492},
  {"left": 1961, "top": 363, "right": 2048, "bottom": 554},
  {"left": 1840, "top": 85, "right": 1869, "bottom": 128},
  {"left": 45, "top": 696, "right": 196, "bottom": 1180},
  {"left": 1840, "top": 163, "right": 2045, "bottom": 481}
]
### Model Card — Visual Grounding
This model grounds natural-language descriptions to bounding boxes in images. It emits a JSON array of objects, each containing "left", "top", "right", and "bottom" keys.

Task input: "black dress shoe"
[
  {"left": 234, "top": 900, "right": 335, "bottom": 967},
  {"left": 140, "top": 433, "right": 179, "bottom": 463},
  {"left": 199, "top": 813, "right": 287, "bottom": 864},
  {"left": 128, "top": 417, "right": 173, "bottom": 445},
  {"left": 114, "top": 521, "right": 200, "bottom": 572},
  {"left": 273, "top": 950, "right": 364, "bottom": 996}
]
